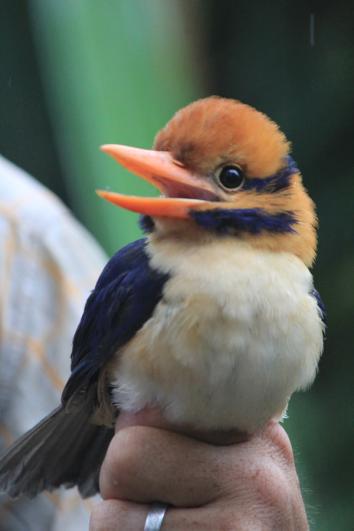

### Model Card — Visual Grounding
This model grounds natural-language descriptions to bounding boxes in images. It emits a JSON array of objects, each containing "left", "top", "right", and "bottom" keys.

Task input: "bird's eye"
[{"left": 215, "top": 165, "right": 244, "bottom": 191}]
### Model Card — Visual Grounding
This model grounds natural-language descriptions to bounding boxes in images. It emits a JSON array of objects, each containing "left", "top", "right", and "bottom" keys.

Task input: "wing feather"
[{"left": 62, "top": 238, "right": 169, "bottom": 402}]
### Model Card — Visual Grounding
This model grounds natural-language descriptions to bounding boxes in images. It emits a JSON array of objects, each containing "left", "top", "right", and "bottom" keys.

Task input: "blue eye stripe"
[
  {"left": 191, "top": 208, "right": 297, "bottom": 235},
  {"left": 243, "top": 156, "right": 298, "bottom": 193}
]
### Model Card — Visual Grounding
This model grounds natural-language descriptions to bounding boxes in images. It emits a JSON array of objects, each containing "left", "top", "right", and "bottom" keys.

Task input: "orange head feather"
[{"left": 155, "top": 96, "right": 290, "bottom": 178}]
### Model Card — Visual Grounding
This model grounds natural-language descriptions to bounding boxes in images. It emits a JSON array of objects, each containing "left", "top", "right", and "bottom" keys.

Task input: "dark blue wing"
[
  {"left": 311, "top": 287, "right": 327, "bottom": 326},
  {"left": 62, "top": 238, "right": 169, "bottom": 402}
]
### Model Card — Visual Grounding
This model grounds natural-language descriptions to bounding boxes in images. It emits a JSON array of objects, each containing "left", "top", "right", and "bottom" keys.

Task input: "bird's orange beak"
[{"left": 97, "top": 144, "right": 217, "bottom": 218}]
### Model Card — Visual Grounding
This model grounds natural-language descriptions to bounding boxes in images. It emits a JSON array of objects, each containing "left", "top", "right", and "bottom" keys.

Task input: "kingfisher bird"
[{"left": 0, "top": 96, "right": 325, "bottom": 498}]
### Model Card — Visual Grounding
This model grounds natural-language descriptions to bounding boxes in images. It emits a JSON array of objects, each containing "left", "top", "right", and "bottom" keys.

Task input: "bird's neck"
[
  {"left": 142, "top": 215, "right": 216, "bottom": 245},
  {"left": 142, "top": 213, "right": 315, "bottom": 268}
]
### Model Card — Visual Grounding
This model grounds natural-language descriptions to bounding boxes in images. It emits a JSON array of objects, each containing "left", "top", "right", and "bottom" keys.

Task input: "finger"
[
  {"left": 90, "top": 499, "right": 239, "bottom": 531},
  {"left": 260, "top": 421, "right": 294, "bottom": 465},
  {"left": 115, "top": 407, "right": 167, "bottom": 432},
  {"left": 99, "top": 426, "right": 223, "bottom": 506},
  {"left": 89, "top": 499, "right": 146, "bottom": 531},
  {"left": 116, "top": 409, "right": 248, "bottom": 445},
  {"left": 100, "top": 421, "right": 294, "bottom": 507}
]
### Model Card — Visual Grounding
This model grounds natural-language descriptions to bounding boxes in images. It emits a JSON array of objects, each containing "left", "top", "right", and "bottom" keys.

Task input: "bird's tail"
[{"left": 0, "top": 401, "right": 114, "bottom": 498}]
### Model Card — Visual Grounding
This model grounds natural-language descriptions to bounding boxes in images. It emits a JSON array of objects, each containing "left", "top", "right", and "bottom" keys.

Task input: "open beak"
[{"left": 97, "top": 144, "right": 217, "bottom": 218}]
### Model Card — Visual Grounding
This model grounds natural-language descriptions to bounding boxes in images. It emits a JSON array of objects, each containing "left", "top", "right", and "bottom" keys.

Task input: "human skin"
[{"left": 90, "top": 410, "right": 309, "bottom": 530}]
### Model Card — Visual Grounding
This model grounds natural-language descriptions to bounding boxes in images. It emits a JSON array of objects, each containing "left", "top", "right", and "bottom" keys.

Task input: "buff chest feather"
[{"left": 111, "top": 236, "right": 324, "bottom": 434}]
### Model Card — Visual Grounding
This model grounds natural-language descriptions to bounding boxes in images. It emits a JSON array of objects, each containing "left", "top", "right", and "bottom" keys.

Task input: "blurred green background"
[{"left": 1, "top": 1, "right": 353, "bottom": 529}]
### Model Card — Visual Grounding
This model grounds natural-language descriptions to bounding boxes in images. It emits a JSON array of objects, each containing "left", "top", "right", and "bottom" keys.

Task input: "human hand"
[{"left": 90, "top": 411, "right": 308, "bottom": 530}]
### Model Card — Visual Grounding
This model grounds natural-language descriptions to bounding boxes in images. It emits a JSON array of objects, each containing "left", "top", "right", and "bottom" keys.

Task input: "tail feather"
[{"left": 0, "top": 402, "right": 114, "bottom": 498}]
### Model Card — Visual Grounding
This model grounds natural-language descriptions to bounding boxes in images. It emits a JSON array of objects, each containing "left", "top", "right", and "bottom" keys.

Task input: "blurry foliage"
[
  {"left": 0, "top": 1, "right": 66, "bottom": 202},
  {"left": 1, "top": 0, "right": 353, "bottom": 529},
  {"left": 29, "top": 0, "right": 199, "bottom": 253}
]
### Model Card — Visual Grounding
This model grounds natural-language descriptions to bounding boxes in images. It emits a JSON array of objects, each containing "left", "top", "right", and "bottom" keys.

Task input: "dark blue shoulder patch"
[
  {"left": 310, "top": 287, "right": 327, "bottom": 326},
  {"left": 62, "top": 238, "right": 169, "bottom": 401},
  {"left": 139, "top": 215, "right": 155, "bottom": 234}
]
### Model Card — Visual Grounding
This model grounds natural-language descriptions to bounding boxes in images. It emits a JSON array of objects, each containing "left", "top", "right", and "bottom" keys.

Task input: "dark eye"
[{"left": 215, "top": 165, "right": 244, "bottom": 191}]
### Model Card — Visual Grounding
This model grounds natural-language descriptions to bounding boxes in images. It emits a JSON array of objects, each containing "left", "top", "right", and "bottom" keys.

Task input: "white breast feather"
[{"left": 110, "top": 238, "right": 324, "bottom": 433}]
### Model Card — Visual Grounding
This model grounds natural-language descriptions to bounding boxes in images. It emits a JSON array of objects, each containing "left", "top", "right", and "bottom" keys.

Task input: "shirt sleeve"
[{"left": 0, "top": 156, "right": 107, "bottom": 531}]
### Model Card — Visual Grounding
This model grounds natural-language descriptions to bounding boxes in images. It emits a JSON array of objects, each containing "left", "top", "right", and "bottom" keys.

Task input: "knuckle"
[
  {"left": 215, "top": 508, "right": 245, "bottom": 531},
  {"left": 110, "top": 429, "right": 137, "bottom": 468},
  {"left": 250, "top": 463, "right": 306, "bottom": 529},
  {"left": 89, "top": 500, "right": 133, "bottom": 531},
  {"left": 89, "top": 501, "right": 115, "bottom": 531},
  {"left": 251, "top": 461, "right": 290, "bottom": 510},
  {"left": 266, "top": 422, "right": 294, "bottom": 465},
  {"left": 99, "top": 427, "right": 149, "bottom": 498},
  {"left": 89, "top": 505, "right": 101, "bottom": 530},
  {"left": 219, "top": 517, "right": 239, "bottom": 531}
]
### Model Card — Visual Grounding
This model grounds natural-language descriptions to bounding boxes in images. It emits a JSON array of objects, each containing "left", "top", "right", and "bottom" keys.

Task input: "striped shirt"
[{"left": 0, "top": 156, "right": 107, "bottom": 530}]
